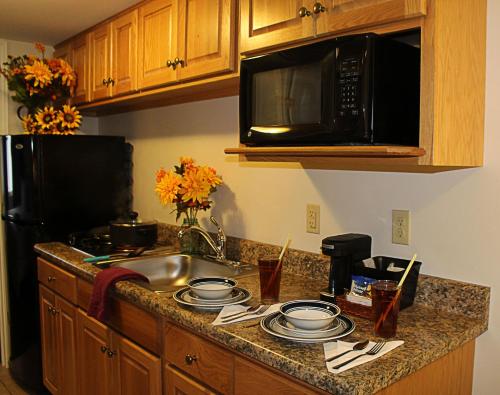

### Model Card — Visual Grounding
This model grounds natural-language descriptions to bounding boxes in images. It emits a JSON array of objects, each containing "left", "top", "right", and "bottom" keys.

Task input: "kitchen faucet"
[{"left": 178, "top": 216, "right": 226, "bottom": 260}]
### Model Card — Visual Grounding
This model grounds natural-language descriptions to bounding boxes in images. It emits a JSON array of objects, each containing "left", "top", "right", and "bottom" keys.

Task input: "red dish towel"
[{"left": 88, "top": 267, "right": 149, "bottom": 321}]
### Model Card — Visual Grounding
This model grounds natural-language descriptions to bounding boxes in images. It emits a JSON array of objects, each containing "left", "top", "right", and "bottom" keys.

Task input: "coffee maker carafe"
[{"left": 321, "top": 233, "right": 372, "bottom": 296}]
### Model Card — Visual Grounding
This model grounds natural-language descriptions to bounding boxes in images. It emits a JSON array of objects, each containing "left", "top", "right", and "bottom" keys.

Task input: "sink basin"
[{"left": 99, "top": 253, "right": 258, "bottom": 293}]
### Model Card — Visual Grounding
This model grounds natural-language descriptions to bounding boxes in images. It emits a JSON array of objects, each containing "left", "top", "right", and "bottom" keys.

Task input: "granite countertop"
[{"left": 35, "top": 242, "right": 490, "bottom": 395}]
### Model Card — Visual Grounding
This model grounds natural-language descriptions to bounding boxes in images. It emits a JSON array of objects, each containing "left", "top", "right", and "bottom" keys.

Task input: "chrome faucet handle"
[{"left": 209, "top": 216, "right": 226, "bottom": 256}]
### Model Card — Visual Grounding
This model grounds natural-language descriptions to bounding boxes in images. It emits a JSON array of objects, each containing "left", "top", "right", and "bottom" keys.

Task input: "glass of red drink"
[
  {"left": 258, "top": 256, "right": 282, "bottom": 303},
  {"left": 372, "top": 280, "right": 401, "bottom": 338}
]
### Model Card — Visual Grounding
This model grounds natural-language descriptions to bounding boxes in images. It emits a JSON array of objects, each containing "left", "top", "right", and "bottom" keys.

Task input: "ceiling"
[{"left": 0, "top": 0, "right": 139, "bottom": 45}]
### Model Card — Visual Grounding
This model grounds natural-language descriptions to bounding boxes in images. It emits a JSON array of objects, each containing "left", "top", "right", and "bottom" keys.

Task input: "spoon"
[{"left": 325, "top": 339, "right": 370, "bottom": 363}]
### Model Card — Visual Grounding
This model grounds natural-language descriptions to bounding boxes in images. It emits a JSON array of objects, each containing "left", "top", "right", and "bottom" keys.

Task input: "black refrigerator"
[{"left": 1, "top": 134, "right": 132, "bottom": 393}]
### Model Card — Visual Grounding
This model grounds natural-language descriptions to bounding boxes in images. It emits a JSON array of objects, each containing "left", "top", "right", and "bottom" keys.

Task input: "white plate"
[
  {"left": 274, "top": 314, "right": 342, "bottom": 338},
  {"left": 173, "top": 287, "right": 252, "bottom": 311},
  {"left": 186, "top": 288, "right": 244, "bottom": 305},
  {"left": 260, "top": 312, "right": 355, "bottom": 343}
]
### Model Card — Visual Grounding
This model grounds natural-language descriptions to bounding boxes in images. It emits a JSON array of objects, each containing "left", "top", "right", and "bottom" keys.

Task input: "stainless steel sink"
[{"left": 98, "top": 253, "right": 258, "bottom": 293}]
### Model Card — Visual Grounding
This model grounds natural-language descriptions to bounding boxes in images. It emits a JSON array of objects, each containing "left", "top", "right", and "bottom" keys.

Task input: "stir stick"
[
  {"left": 374, "top": 254, "right": 417, "bottom": 332},
  {"left": 264, "top": 235, "right": 291, "bottom": 294}
]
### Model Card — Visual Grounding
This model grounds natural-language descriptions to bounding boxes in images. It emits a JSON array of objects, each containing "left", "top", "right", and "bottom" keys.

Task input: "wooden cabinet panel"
[
  {"left": 234, "top": 357, "right": 319, "bottom": 395},
  {"left": 53, "top": 42, "right": 71, "bottom": 63},
  {"left": 57, "top": 296, "right": 77, "bottom": 395},
  {"left": 37, "top": 258, "right": 77, "bottom": 304},
  {"left": 138, "top": 0, "right": 178, "bottom": 89},
  {"left": 165, "top": 365, "right": 216, "bottom": 395},
  {"left": 315, "top": 0, "right": 426, "bottom": 37},
  {"left": 112, "top": 10, "right": 138, "bottom": 96},
  {"left": 39, "top": 286, "right": 60, "bottom": 394},
  {"left": 71, "top": 34, "right": 90, "bottom": 104},
  {"left": 77, "top": 309, "right": 115, "bottom": 395},
  {"left": 164, "top": 323, "right": 233, "bottom": 394},
  {"left": 115, "top": 334, "right": 161, "bottom": 395},
  {"left": 240, "top": 0, "right": 314, "bottom": 53},
  {"left": 90, "top": 24, "right": 112, "bottom": 101},
  {"left": 177, "top": 0, "right": 236, "bottom": 80}
]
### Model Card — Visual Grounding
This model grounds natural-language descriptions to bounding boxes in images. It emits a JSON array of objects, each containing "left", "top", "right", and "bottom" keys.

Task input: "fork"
[
  {"left": 331, "top": 342, "right": 386, "bottom": 370},
  {"left": 221, "top": 305, "right": 270, "bottom": 323},
  {"left": 220, "top": 305, "right": 263, "bottom": 320}
]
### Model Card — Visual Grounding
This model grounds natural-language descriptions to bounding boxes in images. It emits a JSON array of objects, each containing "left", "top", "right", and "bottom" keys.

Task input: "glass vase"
[{"left": 180, "top": 217, "right": 200, "bottom": 255}]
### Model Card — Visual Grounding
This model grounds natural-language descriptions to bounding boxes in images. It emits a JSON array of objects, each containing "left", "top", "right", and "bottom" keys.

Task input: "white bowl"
[
  {"left": 279, "top": 300, "right": 341, "bottom": 330},
  {"left": 187, "top": 277, "right": 237, "bottom": 300}
]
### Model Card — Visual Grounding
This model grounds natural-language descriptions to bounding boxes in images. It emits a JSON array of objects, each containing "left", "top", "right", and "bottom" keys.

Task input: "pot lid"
[{"left": 110, "top": 211, "right": 157, "bottom": 227}]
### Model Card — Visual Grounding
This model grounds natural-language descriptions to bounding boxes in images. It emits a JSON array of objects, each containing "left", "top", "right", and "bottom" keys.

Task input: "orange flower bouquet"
[
  {"left": 0, "top": 42, "right": 81, "bottom": 134},
  {"left": 155, "top": 157, "right": 222, "bottom": 224}
]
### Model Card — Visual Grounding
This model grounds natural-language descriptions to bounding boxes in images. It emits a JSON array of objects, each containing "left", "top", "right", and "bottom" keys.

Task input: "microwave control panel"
[{"left": 338, "top": 59, "right": 361, "bottom": 118}]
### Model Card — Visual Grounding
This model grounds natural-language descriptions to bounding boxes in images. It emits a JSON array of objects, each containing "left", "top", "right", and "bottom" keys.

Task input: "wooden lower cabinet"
[
  {"left": 39, "top": 285, "right": 77, "bottom": 395},
  {"left": 77, "top": 310, "right": 162, "bottom": 395},
  {"left": 165, "top": 365, "right": 216, "bottom": 395},
  {"left": 76, "top": 309, "right": 114, "bottom": 395}
]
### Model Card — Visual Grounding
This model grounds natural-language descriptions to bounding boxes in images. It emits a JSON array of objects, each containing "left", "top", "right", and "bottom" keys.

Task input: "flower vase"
[{"left": 180, "top": 218, "right": 200, "bottom": 255}]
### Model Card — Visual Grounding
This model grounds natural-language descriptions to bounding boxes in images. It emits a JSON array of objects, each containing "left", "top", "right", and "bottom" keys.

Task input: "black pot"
[{"left": 109, "top": 212, "right": 158, "bottom": 249}]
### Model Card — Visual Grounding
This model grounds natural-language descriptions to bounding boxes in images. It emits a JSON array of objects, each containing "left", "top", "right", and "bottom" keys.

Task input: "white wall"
[{"left": 99, "top": 2, "right": 500, "bottom": 393}]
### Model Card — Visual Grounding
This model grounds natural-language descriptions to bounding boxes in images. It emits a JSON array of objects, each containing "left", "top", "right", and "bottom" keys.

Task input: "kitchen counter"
[{"left": 35, "top": 242, "right": 489, "bottom": 395}]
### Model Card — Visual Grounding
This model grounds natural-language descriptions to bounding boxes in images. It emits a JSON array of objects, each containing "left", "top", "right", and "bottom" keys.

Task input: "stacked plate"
[
  {"left": 260, "top": 300, "right": 355, "bottom": 343},
  {"left": 173, "top": 277, "right": 251, "bottom": 311}
]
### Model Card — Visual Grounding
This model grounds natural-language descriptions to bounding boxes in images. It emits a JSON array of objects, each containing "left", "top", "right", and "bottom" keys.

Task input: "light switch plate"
[
  {"left": 306, "top": 204, "right": 320, "bottom": 234},
  {"left": 392, "top": 209, "right": 410, "bottom": 245}
]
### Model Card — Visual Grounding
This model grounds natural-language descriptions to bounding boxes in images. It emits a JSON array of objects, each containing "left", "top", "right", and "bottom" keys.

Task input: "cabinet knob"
[
  {"left": 166, "top": 59, "right": 173, "bottom": 68},
  {"left": 106, "top": 77, "right": 115, "bottom": 86},
  {"left": 298, "top": 7, "right": 312, "bottom": 17},
  {"left": 102, "top": 78, "right": 107, "bottom": 85},
  {"left": 100, "top": 346, "right": 108, "bottom": 353},
  {"left": 107, "top": 350, "right": 116, "bottom": 358},
  {"left": 47, "top": 276, "right": 56, "bottom": 282},
  {"left": 174, "top": 57, "right": 184, "bottom": 67},
  {"left": 185, "top": 354, "right": 197, "bottom": 365},
  {"left": 313, "top": 2, "right": 326, "bottom": 13}
]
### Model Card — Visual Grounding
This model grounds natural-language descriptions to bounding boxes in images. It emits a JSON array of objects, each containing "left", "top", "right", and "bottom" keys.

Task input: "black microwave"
[{"left": 239, "top": 33, "right": 420, "bottom": 146}]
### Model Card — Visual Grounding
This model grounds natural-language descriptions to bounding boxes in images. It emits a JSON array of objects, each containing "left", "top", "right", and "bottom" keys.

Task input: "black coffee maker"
[{"left": 321, "top": 234, "right": 372, "bottom": 299}]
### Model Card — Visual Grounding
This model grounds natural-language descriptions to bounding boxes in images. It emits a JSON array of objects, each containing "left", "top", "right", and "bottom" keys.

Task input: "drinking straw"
[
  {"left": 263, "top": 235, "right": 291, "bottom": 294},
  {"left": 374, "top": 254, "right": 417, "bottom": 332}
]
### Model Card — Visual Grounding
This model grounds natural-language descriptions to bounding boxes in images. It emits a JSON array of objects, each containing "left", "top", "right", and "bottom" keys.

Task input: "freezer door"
[
  {"left": 37, "top": 135, "right": 132, "bottom": 233},
  {"left": 1, "top": 135, "right": 41, "bottom": 223}
]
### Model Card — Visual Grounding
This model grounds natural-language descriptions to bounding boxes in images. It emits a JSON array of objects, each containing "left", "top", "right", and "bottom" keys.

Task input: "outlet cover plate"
[
  {"left": 306, "top": 204, "right": 320, "bottom": 234},
  {"left": 392, "top": 209, "right": 410, "bottom": 245}
]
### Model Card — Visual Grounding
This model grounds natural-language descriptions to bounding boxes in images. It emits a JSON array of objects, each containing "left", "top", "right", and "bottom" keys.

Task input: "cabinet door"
[
  {"left": 90, "top": 24, "right": 112, "bottom": 101},
  {"left": 315, "top": 0, "right": 426, "bottom": 36},
  {"left": 115, "top": 333, "right": 161, "bottom": 395},
  {"left": 112, "top": 10, "right": 138, "bottom": 96},
  {"left": 138, "top": 0, "right": 178, "bottom": 89},
  {"left": 77, "top": 310, "right": 115, "bottom": 395},
  {"left": 56, "top": 296, "right": 77, "bottom": 395},
  {"left": 177, "top": 0, "right": 236, "bottom": 81},
  {"left": 240, "top": 0, "right": 314, "bottom": 53},
  {"left": 39, "top": 286, "right": 60, "bottom": 394},
  {"left": 54, "top": 42, "right": 71, "bottom": 63},
  {"left": 71, "top": 34, "right": 90, "bottom": 104},
  {"left": 165, "top": 365, "right": 216, "bottom": 395}
]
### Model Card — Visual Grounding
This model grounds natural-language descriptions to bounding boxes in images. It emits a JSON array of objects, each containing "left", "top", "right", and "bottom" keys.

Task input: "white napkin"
[
  {"left": 323, "top": 340, "right": 404, "bottom": 374},
  {"left": 212, "top": 303, "right": 282, "bottom": 325}
]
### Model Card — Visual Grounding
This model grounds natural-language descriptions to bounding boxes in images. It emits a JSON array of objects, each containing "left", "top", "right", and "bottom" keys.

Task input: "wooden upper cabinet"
[
  {"left": 112, "top": 10, "right": 138, "bottom": 96},
  {"left": 71, "top": 34, "right": 90, "bottom": 104},
  {"left": 177, "top": 0, "right": 236, "bottom": 81},
  {"left": 240, "top": 0, "right": 314, "bottom": 53},
  {"left": 53, "top": 42, "right": 71, "bottom": 63},
  {"left": 90, "top": 24, "right": 112, "bottom": 101},
  {"left": 315, "top": 0, "right": 427, "bottom": 36},
  {"left": 138, "top": 0, "right": 178, "bottom": 89}
]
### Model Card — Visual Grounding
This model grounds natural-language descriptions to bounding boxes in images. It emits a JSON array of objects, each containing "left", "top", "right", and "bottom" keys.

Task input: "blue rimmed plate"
[{"left": 261, "top": 312, "right": 355, "bottom": 343}]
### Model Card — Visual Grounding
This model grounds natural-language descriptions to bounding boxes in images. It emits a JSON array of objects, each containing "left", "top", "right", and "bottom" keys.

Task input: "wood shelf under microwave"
[
  {"left": 224, "top": 146, "right": 425, "bottom": 158},
  {"left": 222, "top": 145, "right": 472, "bottom": 173}
]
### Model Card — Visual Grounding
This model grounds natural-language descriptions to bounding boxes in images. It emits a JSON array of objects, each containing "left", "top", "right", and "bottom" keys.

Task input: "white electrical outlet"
[
  {"left": 306, "top": 204, "right": 320, "bottom": 234},
  {"left": 392, "top": 209, "right": 410, "bottom": 245}
]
